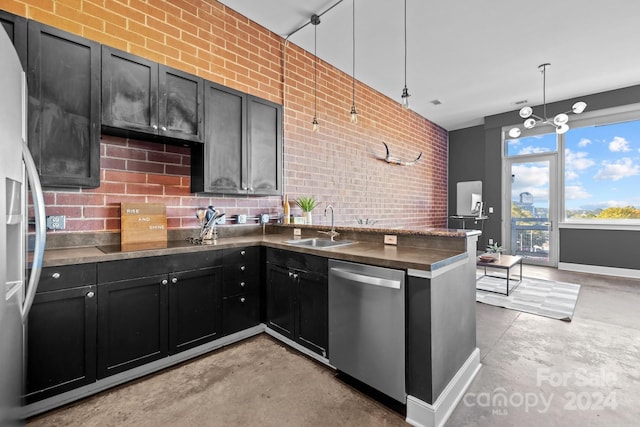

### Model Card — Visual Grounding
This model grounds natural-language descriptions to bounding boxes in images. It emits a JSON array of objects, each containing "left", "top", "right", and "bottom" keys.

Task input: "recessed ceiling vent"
[
  {"left": 514, "top": 99, "right": 528, "bottom": 105},
  {"left": 430, "top": 99, "right": 442, "bottom": 105}
]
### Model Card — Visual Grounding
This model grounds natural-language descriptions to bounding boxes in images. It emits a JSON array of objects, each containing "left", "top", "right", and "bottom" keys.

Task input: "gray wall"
[{"left": 449, "top": 84, "right": 640, "bottom": 270}]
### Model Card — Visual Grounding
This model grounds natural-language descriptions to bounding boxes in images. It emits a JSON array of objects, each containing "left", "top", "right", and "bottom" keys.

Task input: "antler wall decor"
[{"left": 370, "top": 141, "right": 422, "bottom": 166}]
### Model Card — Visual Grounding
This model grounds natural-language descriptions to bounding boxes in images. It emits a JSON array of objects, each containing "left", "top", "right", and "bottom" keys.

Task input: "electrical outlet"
[
  {"left": 488, "top": 207, "right": 494, "bottom": 214},
  {"left": 46, "top": 215, "right": 66, "bottom": 230},
  {"left": 488, "top": 238, "right": 494, "bottom": 245},
  {"left": 293, "top": 228, "right": 301, "bottom": 236},
  {"left": 384, "top": 234, "right": 398, "bottom": 245}
]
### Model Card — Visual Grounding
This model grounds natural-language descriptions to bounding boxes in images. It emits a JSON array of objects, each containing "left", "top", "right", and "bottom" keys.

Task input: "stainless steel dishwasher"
[{"left": 328, "top": 259, "right": 406, "bottom": 403}]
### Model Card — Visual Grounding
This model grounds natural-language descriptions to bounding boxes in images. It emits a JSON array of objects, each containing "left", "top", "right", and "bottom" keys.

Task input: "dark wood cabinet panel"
[
  {"left": 0, "top": 10, "right": 27, "bottom": 69},
  {"left": 97, "top": 274, "right": 169, "bottom": 379},
  {"left": 26, "top": 284, "right": 97, "bottom": 403},
  {"left": 223, "top": 293, "right": 261, "bottom": 335},
  {"left": 266, "top": 249, "right": 328, "bottom": 357},
  {"left": 101, "top": 46, "right": 158, "bottom": 134},
  {"left": 222, "top": 247, "right": 261, "bottom": 335},
  {"left": 102, "top": 46, "right": 203, "bottom": 144},
  {"left": 159, "top": 65, "right": 204, "bottom": 143},
  {"left": 265, "top": 262, "right": 295, "bottom": 339},
  {"left": 296, "top": 269, "right": 328, "bottom": 357},
  {"left": 192, "top": 82, "right": 246, "bottom": 193},
  {"left": 27, "top": 21, "right": 100, "bottom": 188},
  {"left": 247, "top": 96, "right": 282, "bottom": 195},
  {"left": 169, "top": 267, "right": 222, "bottom": 354},
  {"left": 191, "top": 83, "right": 282, "bottom": 195}
]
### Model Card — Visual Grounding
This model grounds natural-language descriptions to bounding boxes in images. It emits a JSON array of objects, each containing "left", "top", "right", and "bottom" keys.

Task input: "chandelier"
[{"left": 508, "top": 63, "right": 586, "bottom": 138}]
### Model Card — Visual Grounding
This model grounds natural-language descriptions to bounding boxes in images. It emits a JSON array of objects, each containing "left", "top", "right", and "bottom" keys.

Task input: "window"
[
  {"left": 564, "top": 118, "right": 640, "bottom": 221},
  {"left": 506, "top": 132, "right": 557, "bottom": 157}
]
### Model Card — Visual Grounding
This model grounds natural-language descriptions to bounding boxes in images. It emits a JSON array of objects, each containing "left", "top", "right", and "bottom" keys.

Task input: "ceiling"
[{"left": 218, "top": 0, "right": 640, "bottom": 131}]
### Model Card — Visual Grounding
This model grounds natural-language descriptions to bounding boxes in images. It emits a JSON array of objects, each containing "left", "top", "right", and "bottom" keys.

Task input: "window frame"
[{"left": 504, "top": 102, "right": 640, "bottom": 230}]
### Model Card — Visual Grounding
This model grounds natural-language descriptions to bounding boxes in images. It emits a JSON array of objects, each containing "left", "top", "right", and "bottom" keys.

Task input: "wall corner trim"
[{"left": 406, "top": 348, "right": 481, "bottom": 427}]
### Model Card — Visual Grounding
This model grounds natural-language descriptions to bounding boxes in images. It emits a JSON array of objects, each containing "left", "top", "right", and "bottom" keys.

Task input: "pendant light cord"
[
  {"left": 404, "top": 0, "right": 407, "bottom": 89},
  {"left": 314, "top": 22, "right": 318, "bottom": 118},
  {"left": 352, "top": 0, "right": 356, "bottom": 105}
]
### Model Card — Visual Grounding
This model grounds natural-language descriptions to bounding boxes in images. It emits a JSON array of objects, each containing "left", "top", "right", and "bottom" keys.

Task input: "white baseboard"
[
  {"left": 406, "top": 348, "right": 481, "bottom": 427},
  {"left": 558, "top": 262, "right": 640, "bottom": 279}
]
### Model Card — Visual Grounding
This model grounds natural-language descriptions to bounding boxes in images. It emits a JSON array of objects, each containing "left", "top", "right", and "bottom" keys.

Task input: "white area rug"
[{"left": 476, "top": 274, "right": 581, "bottom": 321}]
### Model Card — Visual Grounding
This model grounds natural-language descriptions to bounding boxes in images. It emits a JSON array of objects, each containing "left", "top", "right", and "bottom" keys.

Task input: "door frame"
[{"left": 502, "top": 153, "right": 559, "bottom": 267}]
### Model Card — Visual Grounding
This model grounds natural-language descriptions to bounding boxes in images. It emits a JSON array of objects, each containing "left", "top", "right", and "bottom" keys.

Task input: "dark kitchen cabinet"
[
  {"left": 25, "top": 264, "right": 97, "bottom": 404},
  {"left": 266, "top": 249, "right": 328, "bottom": 357},
  {"left": 169, "top": 266, "right": 222, "bottom": 354},
  {"left": 97, "top": 273, "right": 169, "bottom": 379},
  {"left": 27, "top": 21, "right": 101, "bottom": 188},
  {"left": 222, "top": 246, "right": 261, "bottom": 335},
  {"left": 191, "top": 82, "right": 282, "bottom": 195},
  {"left": 0, "top": 10, "right": 27, "bottom": 69},
  {"left": 101, "top": 46, "right": 204, "bottom": 144},
  {"left": 96, "top": 251, "right": 222, "bottom": 378}
]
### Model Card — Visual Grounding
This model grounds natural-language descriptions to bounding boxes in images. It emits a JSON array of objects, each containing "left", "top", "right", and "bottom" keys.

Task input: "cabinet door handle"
[
  {"left": 240, "top": 297, "right": 246, "bottom": 303},
  {"left": 152, "top": 124, "right": 158, "bottom": 130},
  {"left": 240, "top": 250, "right": 246, "bottom": 256},
  {"left": 171, "top": 277, "right": 178, "bottom": 284},
  {"left": 86, "top": 291, "right": 95, "bottom": 298},
  {"left": 240, "top": 265, "right": 246, "bottom": 272},
  {"left": 161, "top": 126, "right": 167, "bottom": 131},
  {"left": 288, "top": 271, "right": 293, "bottom": 278},
  {"left": 293, "top": 273, "right": 299, "bottom": 279},
  {"left": 240, "top": 281, "right": 246, "bottom": 287},
  {"left": 161, "top": 279, "right": 168, "bottom": 285},
  {"left": 52, "top": 272, "right": 61, "bottom": 279}
]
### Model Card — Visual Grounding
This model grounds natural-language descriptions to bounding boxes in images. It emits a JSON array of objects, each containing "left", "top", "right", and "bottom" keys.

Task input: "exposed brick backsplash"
[{"left": 9, "top": 0, "right": 448, "bottom": 234}]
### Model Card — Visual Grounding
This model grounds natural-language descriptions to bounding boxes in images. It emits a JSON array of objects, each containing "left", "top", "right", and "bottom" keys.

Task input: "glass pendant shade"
[
  {"left": 401, "top": 86, "right": 410, "bottom": 109},
  {"left": 556, "top": 123, "right": 569, "bottom": 134},
  {"left": 508, "top": 127, "right": 522, "bottom": 138},
  {"left": 524, "top": 118, "right": 537, "bottom": 129},
  {"left": 519, "top": 106, "right": 533, "bottom": 118},
  {"left": 554, "top": 113, "right": 569, "bottom": 125},
  {"left": 350, "top": 105, "right": 358, "bottom": 123},
  {"left": 572, "top": 101, "right": 587, "bottom": 114},
  {"left": 312, "top": 117, "right": 319, "bottom": 132}
]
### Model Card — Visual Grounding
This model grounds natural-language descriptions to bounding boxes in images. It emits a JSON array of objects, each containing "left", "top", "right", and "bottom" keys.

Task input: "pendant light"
[
  {"left": 400, "top": 0, "right": 410, "bottom": 109},
  {"left": 349, "top": 0, "right": 358, "bottom": 123},
  {"left": 311, "top": 14, "right": 320, "bottom": 132},
  {"left": 508, "top": 63, "right": 587, "bottom": 138}
]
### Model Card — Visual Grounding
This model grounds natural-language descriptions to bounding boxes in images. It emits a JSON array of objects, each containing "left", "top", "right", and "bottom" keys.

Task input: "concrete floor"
[{"left": 28, "top": 266, "right": 640, "bottom": 427}]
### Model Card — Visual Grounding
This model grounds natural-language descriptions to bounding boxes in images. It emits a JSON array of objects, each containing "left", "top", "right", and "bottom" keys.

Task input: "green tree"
[{"left": 511, "top": 203, "right": 533, "bottom": 218}]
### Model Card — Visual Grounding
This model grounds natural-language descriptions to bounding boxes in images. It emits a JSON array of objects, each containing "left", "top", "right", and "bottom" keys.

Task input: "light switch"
[{"left": 488, "top": 207, "right": 494, "bottom": 214}]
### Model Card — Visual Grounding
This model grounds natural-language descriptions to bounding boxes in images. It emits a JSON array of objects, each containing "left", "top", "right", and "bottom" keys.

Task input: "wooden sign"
[{"left": 121, "top": 203, "right": 167, "bottom": 247}]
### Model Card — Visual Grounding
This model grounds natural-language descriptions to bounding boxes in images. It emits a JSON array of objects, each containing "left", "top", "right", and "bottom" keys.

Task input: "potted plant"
[
  {"left": 486, "top": 242, "right": 505, "bottom": 259},
  {"left": 296, "top": 196, "right": 318, "bottom": 224}
]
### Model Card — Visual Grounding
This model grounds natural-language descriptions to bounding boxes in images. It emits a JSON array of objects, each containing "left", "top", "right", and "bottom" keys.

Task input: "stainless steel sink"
[{"left": 285, "top": 238, "right": 354, "bottom": 249}]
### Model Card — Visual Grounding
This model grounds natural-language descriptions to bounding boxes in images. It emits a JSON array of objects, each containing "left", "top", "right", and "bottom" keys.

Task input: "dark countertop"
[{"left": 42, "top": 226, "right": 478, "bottom": 272}]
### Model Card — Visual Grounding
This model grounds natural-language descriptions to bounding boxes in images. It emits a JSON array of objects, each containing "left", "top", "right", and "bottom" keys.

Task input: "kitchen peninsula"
[{"left": 29, "top": 224, "right": 481, "bottom": 427}]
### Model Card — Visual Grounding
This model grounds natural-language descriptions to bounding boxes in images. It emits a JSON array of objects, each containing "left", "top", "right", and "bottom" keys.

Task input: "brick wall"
[{"left": 7, "top": 0, "right": 448, "bottom": 233}]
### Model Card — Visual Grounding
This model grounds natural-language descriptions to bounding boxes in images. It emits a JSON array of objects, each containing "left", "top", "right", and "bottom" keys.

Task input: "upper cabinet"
[
  {"left": 101, "top": 46, "right": 204, "bottom": 144},
  {"left": 191, "top": 81, "right": 282, "bottom": 195},
  {"left": 27, "top": 21, "right": 101, "bottom": 188},
  {"left": 0, "top": 10, "right": 27, "bottom": 69}
]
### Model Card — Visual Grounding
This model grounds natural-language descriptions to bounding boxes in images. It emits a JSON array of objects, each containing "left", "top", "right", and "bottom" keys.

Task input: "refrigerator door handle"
[{"left": 21, "top": 139, "right": 46, "bottom": 322}]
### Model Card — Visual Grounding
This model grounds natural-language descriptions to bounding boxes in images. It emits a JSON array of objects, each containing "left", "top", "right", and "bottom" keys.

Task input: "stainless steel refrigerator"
[{"left": 0, "top": 28, "right": 46, "bottom": 425}]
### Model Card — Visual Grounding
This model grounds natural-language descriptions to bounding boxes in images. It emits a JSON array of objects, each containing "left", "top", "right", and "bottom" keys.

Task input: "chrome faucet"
[{"left": 323, "top": 204, "right": 339, "bottom": 241}]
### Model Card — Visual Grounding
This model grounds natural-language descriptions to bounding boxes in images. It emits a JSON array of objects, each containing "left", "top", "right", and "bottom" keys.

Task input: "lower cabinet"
[
  {"left": 222, "top": 247, "right": 261, "bottom": 335},
  {"left": 265, "top": 249, "right": 328, "bottom": 357},
  {"left": 97, "top": 273, "right": 169, "bottom": 378},
  {"left": 96, "top": 252, "right": 222, "bottom": 379},
  {"left": 26, "top": 268, "right": 97, "bottom": 403}
]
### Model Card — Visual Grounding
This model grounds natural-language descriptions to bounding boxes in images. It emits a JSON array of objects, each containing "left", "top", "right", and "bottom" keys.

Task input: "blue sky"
[{"left": 507, "top": 119, "right": 640, "bottom": 211}]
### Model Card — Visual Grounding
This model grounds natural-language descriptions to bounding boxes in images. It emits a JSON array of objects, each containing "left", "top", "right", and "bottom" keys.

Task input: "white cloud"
[
  {"left": 565, "top": 185, "right": 591, "bottom": 200},
  {"left": 608, "top": 136, "right": 631, "bottom": 152},
  {"left": 580, "top": 200, "right": 634, "bottom": 210},
  {"left": 518, "top": 146, "right": 551, "bottom": 155},
  {"left": 565, "top": 149, "right": 595, "bottom": 171},
  {"left": 511, "top": 164, "right": 549, "bottom": 200},
  {"left": 577, "top": 138, "right": 592, "bottom": 148},
  {"left": 594, "top": 157, "right": 640, "bottom": 181},
  {"left": 565, "top": 170, "right": 579, "bottom": 181}
]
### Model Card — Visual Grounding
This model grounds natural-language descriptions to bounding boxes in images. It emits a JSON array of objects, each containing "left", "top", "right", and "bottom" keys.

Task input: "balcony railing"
[{"left": 510, "top": 217, "right": 550, "bottom": 261}]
